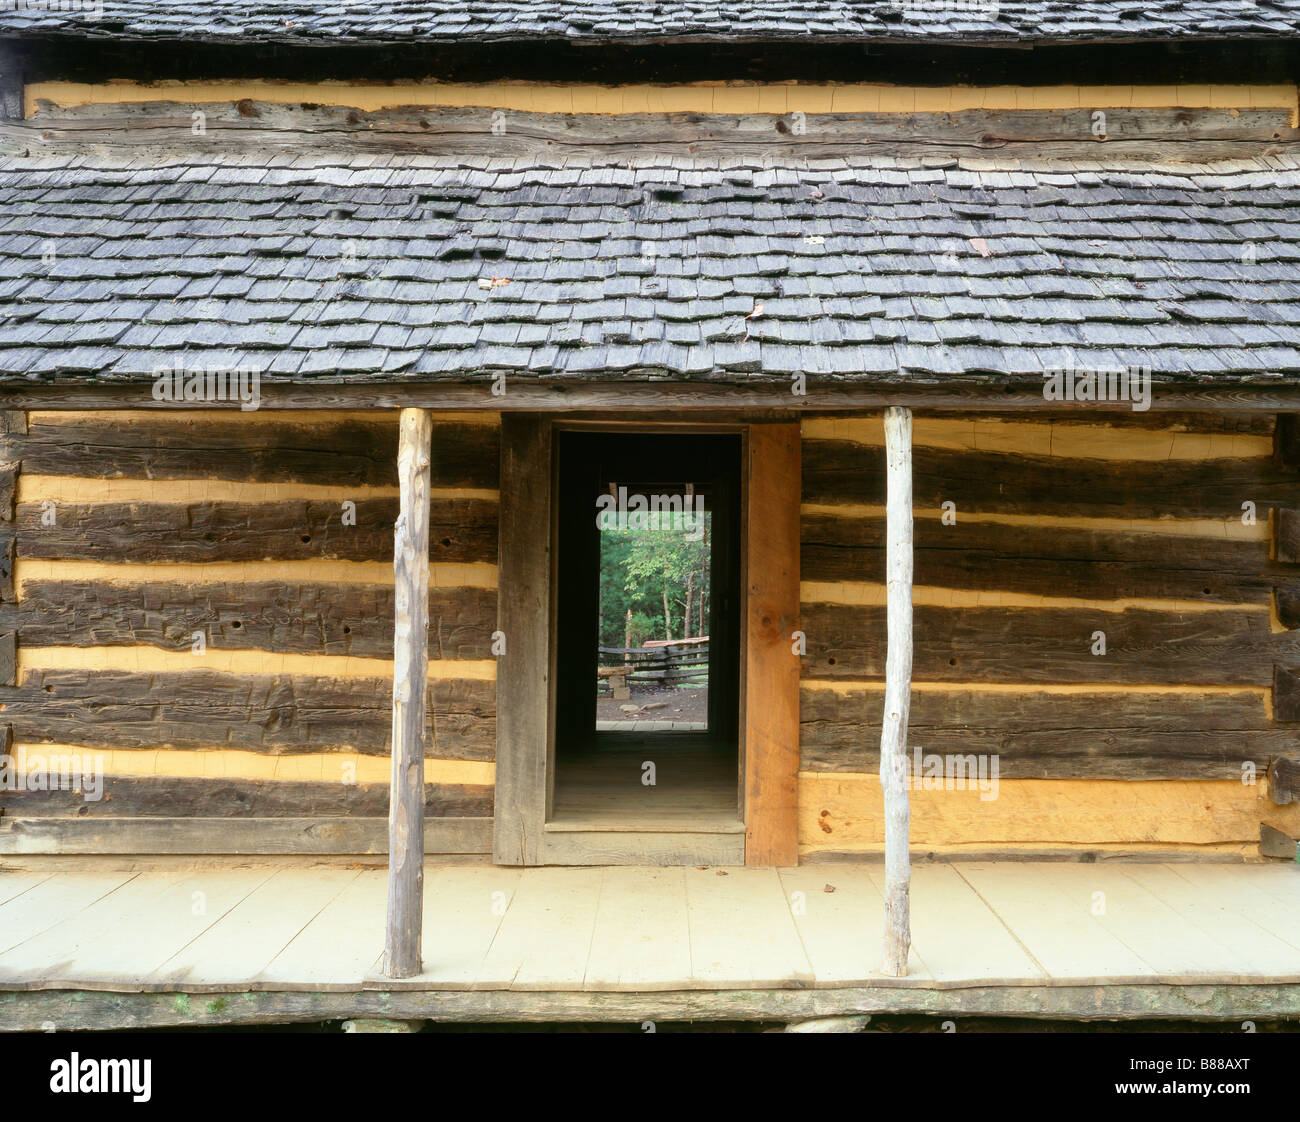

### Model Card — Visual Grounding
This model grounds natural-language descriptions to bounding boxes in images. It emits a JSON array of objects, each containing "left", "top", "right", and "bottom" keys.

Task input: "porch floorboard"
[{"left": 0, "top": 861, "right": 1297, "bottom": 1004}]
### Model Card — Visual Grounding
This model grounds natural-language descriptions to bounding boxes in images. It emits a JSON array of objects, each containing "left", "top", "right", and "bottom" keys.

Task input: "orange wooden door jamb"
[{"left": 744, "top": 423, "right": 801, "bottom": 866}]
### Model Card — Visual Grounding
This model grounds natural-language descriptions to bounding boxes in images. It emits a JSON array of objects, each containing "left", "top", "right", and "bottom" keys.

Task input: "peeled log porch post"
[
  {"left": 385, "top": 408, "right": 432, "bottom": 979},
  {"left": 880, "top": 406, "right": 913, "bottom": 977}
]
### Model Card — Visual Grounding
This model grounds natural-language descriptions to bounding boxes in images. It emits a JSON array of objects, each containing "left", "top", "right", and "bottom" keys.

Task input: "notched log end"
[
  {"left": 1278, "top": 587, "right": 1300, "bottom": 630},
  {"left": 0, "top": 631, "right": 14, "bottom": 687},
  {"left": 1260, "top": 822, "right": 1298, "bottom": 858},
  {"left": 1276, "top": 414, "right": 1300, "bottom": 469},
  {"left": 1274, "top": 665, "right": 1300, "bottom": 722},
  {"left": 1275, "top": 508, "right": 1300, "bottom": 564},
  {"left": 1268, "top": 756, "right": 1300, "bottom": 806}
]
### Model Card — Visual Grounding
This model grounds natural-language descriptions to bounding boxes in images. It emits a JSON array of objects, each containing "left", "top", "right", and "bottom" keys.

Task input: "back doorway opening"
[{"left": 551, "top": 431, "right": 743, "bottom": 833}]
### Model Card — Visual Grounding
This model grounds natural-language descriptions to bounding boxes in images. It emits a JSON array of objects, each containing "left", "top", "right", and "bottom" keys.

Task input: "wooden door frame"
[{"left": 494, "top": 415, "right": 800, "bottom": 866}]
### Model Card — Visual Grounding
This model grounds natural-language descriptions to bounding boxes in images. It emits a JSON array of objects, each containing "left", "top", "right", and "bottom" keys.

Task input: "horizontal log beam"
[
  {"left": 12, "top": 102, "right": 1300, "bottom": 169},
  {"left": 3, "top": 381, "right": 1300, "bottom": 414},
  {"left": 3, "top": 984, "right": 1299, "bottom": 1030},
  {"left": 6, "top": 580, "right": 497, "bottom": 659},
  {"left": 25, "top": 101, "right": 1300, "bottom": 140},
  {"left": 799, "top": 773, "right": 1299, "bottom": 850},
  {"left": 804, "top": 440, "right": 1300, "bottom": 520},
  {"left": 0, "top": 776, "right": 493, "bottom": 818},
  {"left": 8, "top": 417, "right": 498, "bottom": 489},
  {"left": 13, "top": 497, "right": 497, "bottom": 564},
  {"left": 800, "top": 685, "right": 1287, "bottom": 778},
  {"left": 0, "top": 816, "right": 492, "bottom": 855},
  {"left": 803, "top": 513, "right": 1282, "bottom": 606},
  {"left": 1, "top": 669, "right": 495, "bottom": 757},
  {"left": 801, "top": 602, "right": 1296, "bottom": 686}
]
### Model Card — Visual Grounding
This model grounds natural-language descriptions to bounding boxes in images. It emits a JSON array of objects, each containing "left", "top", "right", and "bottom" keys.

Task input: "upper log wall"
[
  {"left": 0, "top": 409, "right": 499, "bottom": 855},
  {"left": 798, "top": 411, "right": 1300, "bottom": 859},
  {"left": 12, "top": 81, "right": 1300, "bottom": 164}
]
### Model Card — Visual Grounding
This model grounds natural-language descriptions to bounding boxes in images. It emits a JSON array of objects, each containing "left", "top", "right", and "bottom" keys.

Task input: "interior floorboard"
[{"left": 550, "top": 734, "right": 742, "bottom": 832}]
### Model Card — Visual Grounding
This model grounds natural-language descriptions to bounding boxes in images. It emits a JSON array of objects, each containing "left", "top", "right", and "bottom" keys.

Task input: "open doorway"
[{"left": 551, "top": 431, "right": 743, "bottom": 830}]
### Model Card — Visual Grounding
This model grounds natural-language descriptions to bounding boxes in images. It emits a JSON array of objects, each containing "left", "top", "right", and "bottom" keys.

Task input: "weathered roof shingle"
[{"left": 1, "top": 1, "right": 1298, "bottom": 44}]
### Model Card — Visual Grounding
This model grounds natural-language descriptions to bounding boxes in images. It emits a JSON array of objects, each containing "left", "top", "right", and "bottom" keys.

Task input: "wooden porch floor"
[{"left": 2, "top": 861, "right": 1298, "bottom": 999}]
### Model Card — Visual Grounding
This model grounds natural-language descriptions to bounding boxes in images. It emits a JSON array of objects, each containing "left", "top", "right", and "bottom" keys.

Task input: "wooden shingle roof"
[
  {"left": 1, "top": 1, "right": 1298, "bottom": 45},
  {"left": 2, "top": 151, "right": 1299, "bottom": 387}
]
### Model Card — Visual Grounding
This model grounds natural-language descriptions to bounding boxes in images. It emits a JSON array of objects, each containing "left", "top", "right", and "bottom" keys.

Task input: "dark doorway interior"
[{"left": 551, "top": 431, "right": 743, "bottom": 830}]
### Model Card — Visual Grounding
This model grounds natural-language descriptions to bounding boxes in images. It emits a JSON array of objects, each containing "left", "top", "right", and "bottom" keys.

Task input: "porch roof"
[
  {"left": 1, "top": 860, "right": 1299, "bottom": 1028},
  {"left": 2, "top": 150, "right": 1300, "bottom": 390},
  {"left": 2, "top": 1, "right": 1297, "bottom": 46},
  {"left": 3, "top": 150, "right": 1300, "bottom": 389}
]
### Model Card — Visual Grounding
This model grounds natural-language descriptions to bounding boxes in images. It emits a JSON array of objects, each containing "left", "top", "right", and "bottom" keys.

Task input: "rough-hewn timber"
[
  {"left": 0, "top": 816, "right": 492, "bottom": 856},
  {"left": 1275, "top": 666, "right": 1300, "bottom": 723},
  {"left": 0, "top": 669, "right": 496, "bottom": 758},
  {"left": 803, "top": 441, "right": 1300, "bottom": 520},
  {"left": 1278, "top": 587, "right": 1300, "bottom": 630},
  {"left": 1278, "top": 508, "right": 1300, "bottom": 564},
  {"left": 802, "top": 513, "right": 1284, "bottom": 606},
  {"left": 2, "top": 983, "right": 1297, "bottom": 1031},
  {"left": 800, "top": 686, "right": 1287, "bottom": 778},
  {"left": 800, "top": 602, "right": 1295, "bottom": 686},
  {"left": 0, "top": 776, "right": 493, "bottom": 818},
  {"left": 4, "top": 581, "right": 496, "bottom": 659},
  {"left": 8, "top": 415, "right": 498, "bottom": 489},
  {"left": 4, "top": 383, "right": 1300, "bottom": 414},
  {"left": 19, "top": 102, "right": 1299, "bottom": 159},
  {"left": 14, "top": 497, "right": 497, "bottom": 565},
  {"left": 1267, "top": 757, "right": 1300, "bottom": 806}
]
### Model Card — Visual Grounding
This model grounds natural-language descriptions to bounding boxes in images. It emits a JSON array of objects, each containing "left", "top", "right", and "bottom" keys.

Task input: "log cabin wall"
[
  {"left": 0, "top": 409, "right": 499, "bottom": 855},
  {"left": 798, "top": 411, "right": 1300, "bottom": 860},
  {"left": 3, "top": 407, "right": 1299, "bottom": 859}
]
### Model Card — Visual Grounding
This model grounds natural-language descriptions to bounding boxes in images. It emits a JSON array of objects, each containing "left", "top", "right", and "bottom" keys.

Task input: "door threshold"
[
  {"left": 537, "top": 831, "right": 746, "bottom": 865},
  {"left": 545, "top": 815, "right": 745, "bottom": 835}
]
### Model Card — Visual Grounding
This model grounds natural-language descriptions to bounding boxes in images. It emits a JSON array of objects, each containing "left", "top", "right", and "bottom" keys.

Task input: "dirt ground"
[{"left": 596, "top": 686, "right": 709, "bottom": 723}]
